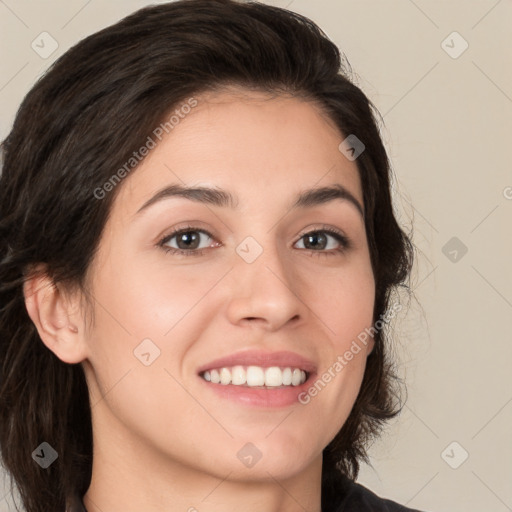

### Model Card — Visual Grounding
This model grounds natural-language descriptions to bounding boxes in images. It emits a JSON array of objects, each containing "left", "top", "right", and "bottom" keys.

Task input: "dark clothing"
[
  {"left": 68, "top": 475, "right": 426, "bottom": 512},
  {"left": 326, "top": 477, "right": 425, "bottom": 511}
]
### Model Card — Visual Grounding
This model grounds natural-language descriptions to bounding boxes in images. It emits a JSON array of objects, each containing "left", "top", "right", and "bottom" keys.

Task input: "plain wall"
[{"left": 1, "top": 1, "right": 511, "bottom": 511}]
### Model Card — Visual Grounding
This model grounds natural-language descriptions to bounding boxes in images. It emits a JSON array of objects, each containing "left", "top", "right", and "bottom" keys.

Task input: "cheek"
[
  {"left": 91, "top": 246, "right": 217, "bottom": 337},
  {"left": 82, "top": 257, "right": 208, "bottom": 452},
  {"left": 83, "top": 250, "right": 226, "bottom": 408},
  {"left": 309, "top": 257, "right": 375, "bottom": 348},
  {"left": 297, "top": 260, "right": 375, "bottom": 425}
]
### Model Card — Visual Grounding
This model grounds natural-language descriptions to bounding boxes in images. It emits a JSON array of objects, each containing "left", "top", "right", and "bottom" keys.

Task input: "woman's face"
[{"left": 80, "top": 88, "right": 375, "bottom": 483}]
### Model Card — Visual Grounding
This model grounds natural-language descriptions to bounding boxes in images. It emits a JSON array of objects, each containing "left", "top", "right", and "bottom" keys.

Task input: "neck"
[{"left": 83, "top": 456, "right": 323, "bottom": 512}]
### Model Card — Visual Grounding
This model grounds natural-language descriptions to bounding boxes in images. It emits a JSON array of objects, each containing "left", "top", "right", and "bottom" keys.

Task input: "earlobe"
[{"left": 23, "top": 270, "right": 86, "bottom": 364}]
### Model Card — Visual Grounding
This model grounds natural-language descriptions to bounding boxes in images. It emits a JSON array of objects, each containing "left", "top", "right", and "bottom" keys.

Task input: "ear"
[{"left": 23, "top": 267, "right": 88, "bottom": 364}]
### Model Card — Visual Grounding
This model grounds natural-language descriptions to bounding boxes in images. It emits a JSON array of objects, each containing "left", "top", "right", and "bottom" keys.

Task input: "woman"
[{"left": 0, "top": 1, "right": 421, "bottom": 511}]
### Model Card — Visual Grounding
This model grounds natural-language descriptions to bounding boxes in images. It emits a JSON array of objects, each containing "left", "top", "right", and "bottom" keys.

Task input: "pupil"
[
  {"left": 305, "top": 232, "right": 326, "bottom": 250},
  {"left": 178, "top": 232, "right": 199, "bottom": 249}
]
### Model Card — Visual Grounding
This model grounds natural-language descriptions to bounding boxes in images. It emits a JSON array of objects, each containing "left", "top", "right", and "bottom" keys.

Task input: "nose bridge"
[
  {"left": 237, "top": 230, "right": 291, "bottom": 280},
  {"left": 225, "top": 232, "right": 304, "bottom": 329}
]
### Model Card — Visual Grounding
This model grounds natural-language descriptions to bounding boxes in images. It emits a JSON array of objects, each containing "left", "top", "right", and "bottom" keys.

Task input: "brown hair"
[{"left": 0, "top": 1, "right": 414, "bottom": 510}]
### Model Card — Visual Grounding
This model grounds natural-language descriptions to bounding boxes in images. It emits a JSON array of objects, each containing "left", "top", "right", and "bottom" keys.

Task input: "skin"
[{"left": 24, "top": 87, "right": 375, "bottom": 512}]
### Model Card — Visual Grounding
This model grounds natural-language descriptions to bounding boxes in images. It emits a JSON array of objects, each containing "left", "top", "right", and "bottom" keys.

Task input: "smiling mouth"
[{"left": 200, "top": 365, "right": 309, "bottom": 388}]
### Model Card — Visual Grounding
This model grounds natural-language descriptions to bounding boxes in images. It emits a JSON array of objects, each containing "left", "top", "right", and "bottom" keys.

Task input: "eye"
[
  {"left": 158, "top": 226, "right": 217, "bottom": 257},
  {"left": 294, "top": 227, "right": 351, "bottom": 256},
  {"left": 157, "top": 225, "right": 351, "bottom": 257}
]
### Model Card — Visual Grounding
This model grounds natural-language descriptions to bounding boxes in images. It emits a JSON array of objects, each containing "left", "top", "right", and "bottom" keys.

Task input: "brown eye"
[
  {"left": 159, "top": 227, "right": 216, "bottom": 256},
  {"left": 295, "top": 229, "right": 350, "bottom": 255}
]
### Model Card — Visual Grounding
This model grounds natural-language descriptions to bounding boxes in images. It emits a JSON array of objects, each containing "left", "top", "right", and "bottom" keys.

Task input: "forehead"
[{"left": 115, "top": 87, "right": 363, "bottom": 216}]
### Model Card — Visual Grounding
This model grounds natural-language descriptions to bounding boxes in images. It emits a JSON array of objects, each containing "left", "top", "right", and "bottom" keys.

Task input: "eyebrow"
[{"left": 135, "top": 183, "right": 364, "bottom": 218}]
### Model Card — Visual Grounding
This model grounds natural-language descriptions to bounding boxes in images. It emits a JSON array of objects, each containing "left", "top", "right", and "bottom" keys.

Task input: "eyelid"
[
  {"left": 157, "top": 220, "right": 215, "bottom": 243},
  {"left": 158, "top": 224, "right": 217, "bottom": 250},
  {"left": 296, "top": 224, "right": 347, "bottom": 241}
]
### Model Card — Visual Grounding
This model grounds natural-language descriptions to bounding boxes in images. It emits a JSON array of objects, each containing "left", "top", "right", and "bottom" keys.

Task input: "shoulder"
[{"left": 325, "top": 476, "right": 428, "bottom": 512}]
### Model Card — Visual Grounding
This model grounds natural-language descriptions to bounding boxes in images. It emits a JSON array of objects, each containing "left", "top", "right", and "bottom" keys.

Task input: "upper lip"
[{"left": 197, "top": 350, "right": 317, "bottom": 375}]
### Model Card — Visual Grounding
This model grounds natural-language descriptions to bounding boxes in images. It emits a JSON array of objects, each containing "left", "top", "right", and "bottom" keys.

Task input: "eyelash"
[{"left": 157, "top": 224, "right": 352, "bottom": 258}]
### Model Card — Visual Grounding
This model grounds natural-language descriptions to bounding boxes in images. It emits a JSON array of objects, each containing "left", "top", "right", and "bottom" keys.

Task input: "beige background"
[{"left": 1, "top": 1, "right": 511, "bottom": 511}]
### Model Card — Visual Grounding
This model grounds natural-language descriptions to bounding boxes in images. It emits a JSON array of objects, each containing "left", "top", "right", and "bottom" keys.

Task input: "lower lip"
[{"left": 198, "top": 373, "right": 316, "bottom": 408}]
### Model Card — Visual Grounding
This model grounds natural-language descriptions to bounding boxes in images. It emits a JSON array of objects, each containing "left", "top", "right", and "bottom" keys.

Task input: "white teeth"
[
  {"left": 219, "top": 367, "right": 231, "bottom": 385},
  {"left": 231, "top": 365, "right": 246, "bottom": 385},
  {"left": 264, "top": 367, "right": 282, "bottom": 387},
  {"left": 246, "top": 366, "right": 265, "bottom": 386},
  {"left": 291, "top": 368, "right": 303, "bottom": 386},
  {"left": 282, "top": 367, "right": 292, "bottom": 385},
  {"left": 210, "top": 369, "right": 220, "bottom": 384},
  {"left": 201, "top": 365, "right": 308, "bottom": 387}
]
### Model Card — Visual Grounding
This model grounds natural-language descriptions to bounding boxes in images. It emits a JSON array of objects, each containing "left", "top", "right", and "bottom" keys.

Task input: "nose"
[{"left": 224, "top": 238, "right": 308, "bottom": 332}]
